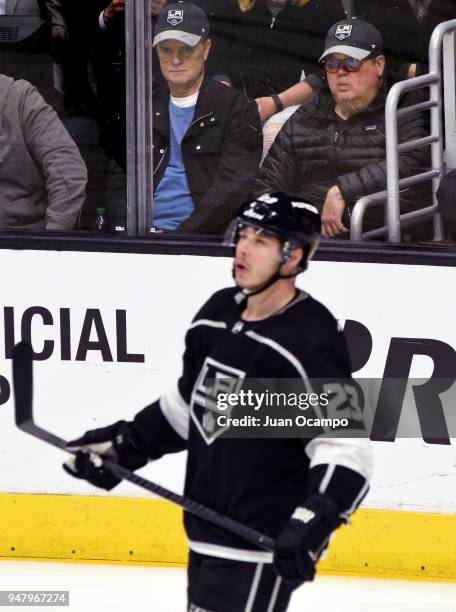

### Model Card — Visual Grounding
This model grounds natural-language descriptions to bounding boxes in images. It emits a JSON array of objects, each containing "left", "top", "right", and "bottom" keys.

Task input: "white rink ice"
[{"left": 1, "top": 561, "right": 456, "bottom": 611}]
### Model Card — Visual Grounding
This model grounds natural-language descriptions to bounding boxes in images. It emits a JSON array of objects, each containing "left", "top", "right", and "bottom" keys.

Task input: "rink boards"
[{"left": 0, "top": 249, "right": 455, "bottom": 580}]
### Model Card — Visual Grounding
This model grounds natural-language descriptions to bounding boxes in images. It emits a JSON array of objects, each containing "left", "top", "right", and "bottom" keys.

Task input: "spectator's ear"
[
  {"left": 203, "top": 39, "right": 212, "bottom": 62},
  {"left": 376, "top": 55, "right": 386, "bottom": 79}
]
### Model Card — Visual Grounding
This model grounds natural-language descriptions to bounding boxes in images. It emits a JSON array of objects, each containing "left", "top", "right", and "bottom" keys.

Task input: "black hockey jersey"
[{"left": 132, "top": 288, "right": 372, "bottom": 562}]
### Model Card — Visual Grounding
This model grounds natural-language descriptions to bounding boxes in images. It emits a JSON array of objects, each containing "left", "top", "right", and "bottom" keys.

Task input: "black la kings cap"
[
  {"left": 319, "top": 18, "right": 383, "bottom": 62},
  {"left": 153, "top": 2, "right": 210, "bottom": 48}
]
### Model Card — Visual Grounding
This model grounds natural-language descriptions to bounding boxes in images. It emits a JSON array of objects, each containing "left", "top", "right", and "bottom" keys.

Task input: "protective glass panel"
[
  {"left": 0, "top": 1, "right": 127, "bottom": 234},
  {"left": 146, "top": 0, "right": 456, "bottom": 245}
]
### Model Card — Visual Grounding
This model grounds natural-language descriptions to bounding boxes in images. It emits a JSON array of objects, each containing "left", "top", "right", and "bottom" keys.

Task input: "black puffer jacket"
[
  {"left": 258, "top": 86, "right": 430, "bottom": 213},
  {"left": 153, "top": 77, "right": 262, "bottom": 235}
]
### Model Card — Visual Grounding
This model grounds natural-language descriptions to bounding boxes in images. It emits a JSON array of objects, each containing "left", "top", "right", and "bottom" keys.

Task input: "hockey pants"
[{"left": 187, "top": 551, "right": 302, "bottom": 612}]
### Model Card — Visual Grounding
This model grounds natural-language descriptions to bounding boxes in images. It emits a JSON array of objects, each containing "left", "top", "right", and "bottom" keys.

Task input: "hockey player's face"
[{"left": 234, "top": 226, "right": 281, "bottom": 289}]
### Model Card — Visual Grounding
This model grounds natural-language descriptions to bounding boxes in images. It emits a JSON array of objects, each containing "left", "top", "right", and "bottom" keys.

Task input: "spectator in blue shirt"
[{"left": 152, "top": 2, "right": 262, "bottom": 234}]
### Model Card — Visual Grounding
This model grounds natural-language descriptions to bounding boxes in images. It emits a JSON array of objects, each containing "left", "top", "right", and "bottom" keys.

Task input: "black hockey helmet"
[{"left": 224, "top": 192, "right": 321, "bottom": 270}]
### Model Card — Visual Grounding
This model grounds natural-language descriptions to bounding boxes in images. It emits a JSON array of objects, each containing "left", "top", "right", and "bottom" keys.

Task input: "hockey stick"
[{"left": 12, "top": 341, "right": 274, "bottom": 552}]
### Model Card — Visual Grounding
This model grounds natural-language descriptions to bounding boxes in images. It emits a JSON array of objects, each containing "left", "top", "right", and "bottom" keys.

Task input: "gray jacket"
[
  {"left": 4, "top": 0, "right": 41, "bottom": 14},
  {"left": 0, "top": 74, "right": 87, "bottom": 230},
  {"left": 5, "top": 0, "right": 61, "bottom": 17}
]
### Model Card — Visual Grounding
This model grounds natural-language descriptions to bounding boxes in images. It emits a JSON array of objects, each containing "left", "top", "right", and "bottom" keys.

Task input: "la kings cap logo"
[
  {"left": 191, "top": 357, "right": 245, "bottom": 445},
  {"left": 167, "top": 9, "right": 183, "bottom": 26},
  {"left": 335, "top": 24, "right": 352, "bottom": 40}
]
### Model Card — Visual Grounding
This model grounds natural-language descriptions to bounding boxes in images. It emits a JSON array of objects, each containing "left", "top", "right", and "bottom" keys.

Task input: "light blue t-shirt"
[{"left": 153, "top": 97, "right": 196, "bottom": 230}]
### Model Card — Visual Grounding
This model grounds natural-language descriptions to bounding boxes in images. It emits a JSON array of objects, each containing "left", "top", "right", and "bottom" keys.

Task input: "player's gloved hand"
[
  {"left": 63, "top": 421, "right": 148, "bottom": 490},
  {"left": 273, "top": 494, "right": 341, "bottom": 581}
]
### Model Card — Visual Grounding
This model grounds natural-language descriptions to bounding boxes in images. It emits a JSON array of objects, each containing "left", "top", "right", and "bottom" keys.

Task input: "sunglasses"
[{"left": 323, "top": 57, "right": 370, "bottom": 73}]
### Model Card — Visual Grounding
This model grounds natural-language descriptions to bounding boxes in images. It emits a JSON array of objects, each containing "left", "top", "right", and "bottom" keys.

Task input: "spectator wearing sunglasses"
[{"left": 258, "top": 18, "right": 430, "bottom": 239}]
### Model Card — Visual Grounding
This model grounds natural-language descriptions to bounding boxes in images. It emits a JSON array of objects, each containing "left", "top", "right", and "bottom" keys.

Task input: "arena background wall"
[{"left": 0, "top": 250, "right": 455, "bottom": 580}]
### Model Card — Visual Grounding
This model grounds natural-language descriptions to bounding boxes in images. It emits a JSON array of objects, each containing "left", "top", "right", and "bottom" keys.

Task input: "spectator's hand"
[
  {"left": 256, "top": 97, "right": 277, "bottom": 122},
  {"left": 322, "top": 185, "right": 348, "bottom": 238},
  {"left": 151, "top": 0, "right": 167, "bottom": 15},
  {"left": 103, "top": 0, "right": 125, "bottom": 26},
  {"left": 51, "top": 23, "right": 68, "bottom": 45}
]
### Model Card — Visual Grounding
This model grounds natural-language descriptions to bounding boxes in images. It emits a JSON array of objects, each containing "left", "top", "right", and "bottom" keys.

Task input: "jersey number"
[{"left": 322, "top": 382, "right": 363, "bottom": 422}]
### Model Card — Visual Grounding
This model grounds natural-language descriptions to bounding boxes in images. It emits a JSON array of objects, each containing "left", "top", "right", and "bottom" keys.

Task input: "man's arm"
[
  {"left": 257, "top": 118, "right": 298, "bottom": 194},
  {"left": 36, "top": 0, "right": 68, "bottom": 61},
  {"left": 100, "top": 0, "right": 165, "bottom": 30},
  {"left": 256, "top": 73, "right": 324, "bottom": 122},
  {"left": 39, "top": 0, "right": 67, "bottom": 36},
  {"left": 337, "top": 111, "right": 429, "bottom": 208},
  {"left": 62, "top": 306, "right": 206, "bottom": 488},
  {"left": 177, "top": 95, "right": 263, "bottom": 234},
  {"left": 321, "top": 185, "right": 348, "bottom": 239},
  {"left": 20, "top": 83, "right": 87, "bottom": 230},
  {"left": 99, "top": 0, "right": 124, "bottom": 30},
  {"left": 274, "top": 437, "right": 371, "bottom": 580},
  {"left": 274, "top": 326, "right": 372, "bottom": 580},
  {"left": 320, "top": 109, "right": 429, "bottom": 237}
]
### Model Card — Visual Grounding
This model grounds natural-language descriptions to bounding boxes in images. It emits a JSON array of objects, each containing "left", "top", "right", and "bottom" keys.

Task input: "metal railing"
[{"left": 351, "top": 19, "right": 456, "bottom": 242}]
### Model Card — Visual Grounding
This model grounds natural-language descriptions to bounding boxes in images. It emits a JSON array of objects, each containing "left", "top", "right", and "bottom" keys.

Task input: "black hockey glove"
[
  {"left": 273, "top": 494, "right": 342, "bottom": 581},
  {"left": 63, "top": 421, "right": 148, "bottom": 491}
]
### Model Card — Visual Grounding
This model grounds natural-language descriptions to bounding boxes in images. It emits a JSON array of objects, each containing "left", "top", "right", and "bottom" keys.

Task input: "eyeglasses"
[{"left": 323, "top": 57, "right": 370, "bottom": 73}]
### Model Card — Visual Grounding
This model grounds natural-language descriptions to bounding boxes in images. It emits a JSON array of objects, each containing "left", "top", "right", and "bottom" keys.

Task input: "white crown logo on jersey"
[
  {"left": 167, "top": 9, "right": 183, "bottom": 26},
  {"left": 190, "top": 357, "right": 246, "bottom": 445}
]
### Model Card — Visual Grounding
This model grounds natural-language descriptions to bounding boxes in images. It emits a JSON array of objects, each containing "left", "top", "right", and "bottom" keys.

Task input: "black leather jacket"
[{"left": 153, "top": 77, "right": 262, "bottom": 235}]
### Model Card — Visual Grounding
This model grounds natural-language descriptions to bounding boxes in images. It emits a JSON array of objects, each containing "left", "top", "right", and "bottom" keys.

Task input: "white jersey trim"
[
  {"left": 318, "top": 463, "right": 336, "bottom": 494},
  {"left": 189, "top": 319, "right": 227, "bottom": 330},
  {"left": 159, "top": 385, "right": 190, "bottom": 440},
  {"left": 266, "top": 577, "right": 283, "bottom": 612},
  {"left": 244, "top": 563, "right": 263, "bottom": 612},
  {"left": 342, "top": 481, "right": 370, "bottom": 519},
  {"left": 188, "top": 540, "right": 273, "bottom": 563},
  {"left": 305, "top": 437, "right": 374, "bottom": 482}
]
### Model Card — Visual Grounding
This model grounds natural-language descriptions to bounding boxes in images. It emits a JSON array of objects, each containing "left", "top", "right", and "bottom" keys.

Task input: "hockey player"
[{"left": 64, "top": 192, "right": 373, "bottom": 612}]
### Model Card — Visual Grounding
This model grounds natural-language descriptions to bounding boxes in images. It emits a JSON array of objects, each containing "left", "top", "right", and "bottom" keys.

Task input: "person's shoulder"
[
  {"left": 251, "top": 292, "right": 345, "bottom": 371},
  {"left": 152, "top": 81, "right": 170, "bottom": 100},
  {"left": 0, "top": 73, "right": 14, "bottom": 95},
  {"left": 305, "top": 87, "right": 333, "bottom": 112},
  {"left": 4, "top": 77, "right": 43, "bottom": 107},
  {"left": 192, "top": 287, "right": 240, "bottom": 323},
  {"left": 287, "top": 88, "right": 328, "bottom": 126},
  {"left": 303, "top": 293, "right": 340, "bottom": 328},
  {"left": 261, "top": 291, "right": 342, "bottom": 352},
  {"left": 199, "top": 79, "right": 259, "bottom": 123},
  {"left": 202, "top": 77, "right": 247, "bottom": 103},
  {"left": 286, "top": 291, "right": 339, "bottom": 330}
]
